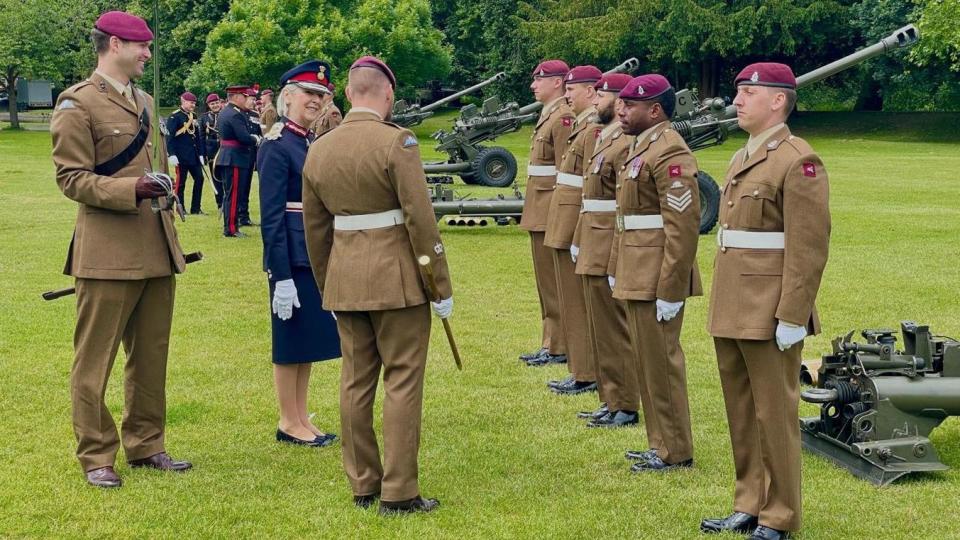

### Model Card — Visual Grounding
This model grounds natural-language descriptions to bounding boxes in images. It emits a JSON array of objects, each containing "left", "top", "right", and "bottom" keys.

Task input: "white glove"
[
  {"left": 168, "top": 155, "right": 179, "bottom": 168},
  {"left": 432, "top": 297, "right": 453, "bottom": 319},
  {"left": 200, "top": 156, "right": 206, "bottom": 166},
  {"left": 776, "top": 320, "right": 807, "bottom": 351},
  {"left": 608, "top": 275, "right": 615, "bottom": 290},
  {"left": 656, "top": 299, "right": 684, "bottom": 322},
  {"left": 570, "top": 244, "right": 579, "bottom": 263},
  {"left": 253, "top": 135, "right": 262, "bottom": 145},
  {"left": 272, "top": 279, "right": 300, "bottom": 321},
  {"left": 330, "top": 311, "right": 337, "bottom": 321}
]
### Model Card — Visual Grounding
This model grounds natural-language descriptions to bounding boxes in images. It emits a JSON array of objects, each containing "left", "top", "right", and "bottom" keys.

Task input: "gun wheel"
[
  {"left": 697, "top": 171, "right": 720, "bottom": 234},
  {"left": 471, "top": 146, "right": 518, "bottom": 188}
]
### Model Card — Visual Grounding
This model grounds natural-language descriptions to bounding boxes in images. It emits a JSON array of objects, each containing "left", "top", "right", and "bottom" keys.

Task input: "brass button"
[
  {"left": 720, "top": 247, "right": 727, "bottom": 253},
  {"left": 753, "top": 189, "right": 759, "bottom": 196},
  {"left": 731, "top": 180, "right": 739, "bottom": 185},
  {"left": 723, "top": 223, "right": 729, "bottom": 229},
  {"left": 727, "top": 201, "right": 733, "bottom": 207}
]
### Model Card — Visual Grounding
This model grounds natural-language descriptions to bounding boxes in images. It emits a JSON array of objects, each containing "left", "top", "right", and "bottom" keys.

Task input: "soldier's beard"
[{"left": 597, "top": 104, "right": 615, "bottom": 124}]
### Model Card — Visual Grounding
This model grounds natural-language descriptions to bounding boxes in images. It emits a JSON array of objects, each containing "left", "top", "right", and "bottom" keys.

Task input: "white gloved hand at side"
[
  {"left": 655, "top": 299, "right": 684, "bottom": 322},
  {"left": 608, "top": 275, "right": 615, "bottom": 290},
  {"left": 570, "top": 245, "right": 579, "bottom": 263},
  {"left": 168, "top": 155, "right": 179, "bottom": 168},
  {"left": 776, "top": 320, "right": 807, "bottom": 351},
  {"left": 432, "top": 297, "right": 453, "bottom": 319},
  {"left": 272, "top": 279, "right": 300, "bottom": 321},
  {"left": 200, "top": 156, "right": 206, "bottom": 166}
]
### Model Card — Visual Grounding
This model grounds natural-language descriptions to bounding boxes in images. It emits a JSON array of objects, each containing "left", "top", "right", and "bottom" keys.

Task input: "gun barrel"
[
  {"left": 432, "top": 199, "right": 524, "bottom": 217},
  {"left": 421, "top": 72, "right": 507, "bottom": 113},
  {"left": 603, "top": 57, "right": 639, "bottom": 75}
]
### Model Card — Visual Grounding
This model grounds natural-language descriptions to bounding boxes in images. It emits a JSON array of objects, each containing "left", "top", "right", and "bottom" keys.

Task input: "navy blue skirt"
[{"left": 269, "top": 267, "right": 342, "bottom": 364}]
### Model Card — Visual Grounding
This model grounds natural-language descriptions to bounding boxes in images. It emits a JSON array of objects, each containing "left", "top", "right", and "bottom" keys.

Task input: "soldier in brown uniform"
[
  {"left": 570, "top": 73, "right": 648, "bottom": 428},
  {"left": 519, "top": 59, "right": 575, "bottom": 366},
  {"left": 608, "top": 75, "right": 701, "bottom": 468},
  {"left": 302, "top": 56, "right": 453, "bottom": 515},
  {"left": 259, "top": 88, "right": 279, "bottom": 131},
  {"left": 50, "top": 11, "right": 192, "bottom": 488},
  {"left": 700, "top": 63, "right": 829, "bottom": 540},
  {"left": 541, "top": 65, "right": 602, "bottom": 395},
  {"left": 312, "top": 82, "right": 343, "bottom": 136}
]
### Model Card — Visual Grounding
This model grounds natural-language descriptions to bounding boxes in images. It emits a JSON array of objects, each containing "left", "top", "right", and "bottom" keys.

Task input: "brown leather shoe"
[
  {"left": 86, "top": 466, "right": 122, "bottom": 488},
  {"left": 128, "top": 452, "right": 192, "bottom": 472}
]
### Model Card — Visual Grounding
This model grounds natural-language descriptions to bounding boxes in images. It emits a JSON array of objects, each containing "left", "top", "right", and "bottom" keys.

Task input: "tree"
[
  {"left": 910, "top": 0, "right": 960, "bottom": 72},
  {"left": 0, "top": 0, "right": 98, "bottom": 129}
]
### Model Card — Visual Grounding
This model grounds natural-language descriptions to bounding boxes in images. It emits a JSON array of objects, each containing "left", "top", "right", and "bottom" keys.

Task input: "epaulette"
[
  {"left": 781, "top": 133, "right": 814, "bottom": 156},
  {"left": 64, "top": 80, "right": 94, "bottom": 95},
  {"left": 264, "top": 122, "right": 284, "bottom": 141}
]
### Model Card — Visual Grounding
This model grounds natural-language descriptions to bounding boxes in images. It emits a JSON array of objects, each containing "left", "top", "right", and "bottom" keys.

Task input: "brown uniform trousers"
[
  {"left": 572, "top": 124, "right": 642, "bottom": 411},
  {"left": 312, "top": 103, "right": 342, "bottom": 136},
  {"left": 519, "top": 97, "right": 575, "bottom": 354},
  {"left": 610, "top": 122, "right": 701, "bottom": 463},
  {"left": 50, "top": 72, "right": 186, "bottom": 471},
  {"left": 303, "top": 110, "right": 452, "bottom": 502},
  {"left": 708, "top": 124, "right": 830, "bottom": 532},
  {"left": 545, "top": 110, "right": 600, "bottom": 381}
]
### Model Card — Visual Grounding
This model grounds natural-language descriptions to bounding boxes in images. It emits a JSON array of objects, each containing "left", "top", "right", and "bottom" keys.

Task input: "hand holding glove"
[
  {"left": 135, "top": 175, "right": 169, "bottom": 201},
  {"left": 167, "top": 155, "right": 179, "bottom": 168},
  {"left": 655, "top": 299, "right": 684, "bottom": 322},
  {"left": 570, "top": 245, "right": 579, "bottom": 263},
  {"left": 608, "top": 275, "right": 616, "bottom": 290},
  {"left": 431, "top": 297, "right": 453, "bottom": 319},
  {"left": 272, "top": 279, "right": 301, "bottom": 321},
  {"left": 776, "top": 320, "right": 807, "bottom": 351}
]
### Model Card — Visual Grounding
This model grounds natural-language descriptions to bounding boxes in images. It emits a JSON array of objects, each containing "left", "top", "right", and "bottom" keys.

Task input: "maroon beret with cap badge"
[
  {"left": 531, "top": 60, "right": 570, "bottom": 79},
  {"left": 565, "top": 65, "right": 602, "bottom": 84},
  {"left": 594, "top": 73, "right": 633, "bottom": 93},
  {"left": 205, "top": 93, "right": 221, "bottom": 104},
  {"left": 180, "top": 92, "right": 197, "bottom": 102},
  {"left": 735, "top": 62, "right": 797, "bottom": 89},
  {"left": 619, "top": 74, "right": 673, "bottom": 101},
  {"left": 94, "top": 11, "right": 154, "bottom": 41},
  {"left": 350, "top": 55, "right": 397, "bottom": 89}
]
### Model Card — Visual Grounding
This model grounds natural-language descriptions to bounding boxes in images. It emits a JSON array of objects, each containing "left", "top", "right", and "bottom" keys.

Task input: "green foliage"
[{"left": 910, "top": 0, "right": 960, "bottom": 72}]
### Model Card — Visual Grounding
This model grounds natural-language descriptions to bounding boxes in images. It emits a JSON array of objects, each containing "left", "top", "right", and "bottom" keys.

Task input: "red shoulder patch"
[
  {"left": 669, "top": 164, "right": 681, "bottom": 178},
  {"left": 562, "top": 117, "right": 572, "bottom": 127},
  {"left": 802, "top": 162, "right": 817, "bottom": 178},
  {"left": 594, "top": 128, "right": 602, "bottom": 139}
]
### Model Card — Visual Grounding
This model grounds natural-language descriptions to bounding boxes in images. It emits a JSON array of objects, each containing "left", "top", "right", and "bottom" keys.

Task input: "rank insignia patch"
[
  {"left": 562, "top": 117, "right": 572, "bottom": 127},
  {"left": 669, "top": 164, "right": 682, "bottom": 178},
  {"left": 57, "top": 99, "right": 75, "bottom": 110},
  {"left": 666, "top": 189, "right": 692, "bottom": 213},
  {"left": 402, "top": 135, "right": 418, "bottom": 148},
  {"left": 434, "top": 242, "right": 444, "bottom": 255},
  {"left": 802, "top": 162, "right": 817, "bottom": 178}
]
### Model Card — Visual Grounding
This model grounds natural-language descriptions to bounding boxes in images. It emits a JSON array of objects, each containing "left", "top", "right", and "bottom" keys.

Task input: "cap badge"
[
  {"left": 603, "top": 82, "right": 609, "bottom": 90},
  {"left": 750, "top": 71, "right": 760, "bottom": 83},
  {"left": 539, "top": 69, "right": 546, "bottom": 77},
  {"left": 637, "top": 85, "right": 645, "bottom": 95}
]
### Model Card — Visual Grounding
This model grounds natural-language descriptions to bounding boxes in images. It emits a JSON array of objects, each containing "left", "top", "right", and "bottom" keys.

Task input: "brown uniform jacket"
[
  {"left": 707, "top": 124, "right": 830, "bottom": 340},
  {"left": 544, "top": 109, "right": 601, "bottom": 249},
  {"left": 302, "top": 110, "right": 452, "bottom": 311},
  {"left": 572, "top": 123, "right": 632, "bottom": 276},
  {"left": 260, "top": 102, "right": 279, "bottom": 132},
  {"left": 50, "top": 73, "right": 185, "bottom": 280},
  {"left": 519, "top": 97, "right": 575, "bottom": 232},
  {"left": 609, "top": 121, "right": 702, "bottom": 302},
  {"left": 312, "top": 103, "right": 342, "bottom": 136}
]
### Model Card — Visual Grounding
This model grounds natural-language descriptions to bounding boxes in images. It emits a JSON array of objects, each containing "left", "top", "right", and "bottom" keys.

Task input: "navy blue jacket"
[
  {"left": 214, "top": 103, "right": 258, "bottom": 169},
  {"left": 258, "top": 118, "right": 313, "bottom": 282},
  {"left": 199, "top": 110, "right": 220, "bottom": 159},
  {"left": 165, "top": 108, "right": 203, "bottom": 166}
]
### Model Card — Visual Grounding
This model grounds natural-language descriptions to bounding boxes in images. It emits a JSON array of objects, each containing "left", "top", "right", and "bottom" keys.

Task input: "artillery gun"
[
  {"left": 431, "top": 25, "right": 920, "bottom": 232},
  {"left": 800, "top": 321, "right": 960, "bottom": 486},
  {"left": 424, "top": 58, "right": 640, "bottom": 188},
  {"left": 392, "top": 72, "right": 506, "bottom": 128}
]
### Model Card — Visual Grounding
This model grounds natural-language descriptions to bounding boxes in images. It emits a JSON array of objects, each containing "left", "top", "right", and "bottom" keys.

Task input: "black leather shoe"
[
  {"left": 546, "top": 353, "right": 567, "bottom": 364},
  {"left": 379, "top": 496, "right": 440, "bottom": 515},
  {"left": 128, "top": 452, "right": 192, "bottom": 472},
  {"left": 552, "top": 380, "right": 597, "bottom": 395},
  {"left": 630, "top": 455, "right": 693, "bottom": 472},
  {"left": 587, "top": 410, "right": 638, "bottom": 428},
  {"left": 625, "top": 448, "right": 658, "bottom": 461},
  {"left": 277, "top": 429, "right": 326, "bottom": 447},
  {"left": 314, "top": 433, "right": 338, "bottom": 447},
  {"left": 190, "top": 210, "right": 206, "bottom": 215},
  {"left": 749, "top": 526, "right": 790, "bottom": 539},
  {"left": 577, "top": 403, "right": 608, "bottom": 419},
  {"left": 223, "top": 231, "right": 248, "bottom": 238},
  {"left": 700, "top": 511, "right": 758, "bottom": 534},
  {"left": 549, "top": 375, "right": 575, "bottom": 390},
  {"left": 85, "top": 466, "right": 122, "bottom": 488},
  {"left": 239, "top": 219, "right": 258, "bottom": 227},
  {"left": 519, "top": 347, "right": 547, "bottom": 361},
  {"left": 354, "top": 492, "right": 380, "bottom": 509}
]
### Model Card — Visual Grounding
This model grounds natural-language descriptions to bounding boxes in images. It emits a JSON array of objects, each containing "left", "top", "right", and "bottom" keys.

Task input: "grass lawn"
[{"left": 1, "top": 111, "right": 959, "bottom": 539}]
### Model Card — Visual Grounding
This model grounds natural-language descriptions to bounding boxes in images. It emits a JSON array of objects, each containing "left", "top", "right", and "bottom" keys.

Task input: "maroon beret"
[
  {"left": 205, "top": 93, "right": 221, "bottom": 104},
  {"left": 620, "top": 74, "right": 673, "bottom": 101},
  {"left": 180, "top": 92, "right": 197, "bottom": 102},
  {"left": 350, "top": 55, "right": 396, "bottom": 89},
  {"left": 594, "top": 73, "right": 633, "bottom": 93},
  {"left": 735, "top": 62, "right": 796, "bottom": 89},
  {"left": 95, "top": 11, "right": 154, "bottom": 42},
  {"left": 565, "top": 65, "right": 602, "bottom": 84},
  {"left": 225, "top": 85, "right": 248, "bottom": 95},
  {"left": 531, "top": 60, "right": 570, "bottom": 79}
]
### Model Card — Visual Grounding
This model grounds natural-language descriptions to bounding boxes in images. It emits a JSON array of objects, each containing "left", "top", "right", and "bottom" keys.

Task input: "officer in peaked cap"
[{"left": 214, "top": 84, "right": 261, "bottom": 237}]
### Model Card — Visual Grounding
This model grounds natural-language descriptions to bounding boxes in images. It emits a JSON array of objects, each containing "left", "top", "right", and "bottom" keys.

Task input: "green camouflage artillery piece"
[
  {"left": 392, "top": 72, "right": 506, "bottom": 128},
  {"left": 424, "top": 58, "right": 640, "bottom": 189},
  {"left": 800, "top": 321, "right": 960, "bottom": 486},
  {"left": 431, "top": 25, "right": 919, "bottom": 230}
]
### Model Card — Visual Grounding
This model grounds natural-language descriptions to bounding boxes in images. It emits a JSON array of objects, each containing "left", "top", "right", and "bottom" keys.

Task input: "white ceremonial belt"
[
  {"left": 622, "top": 214, "right": 664, "bottom": 230},
  {"left": 527, "top": 165, "right": 557, "bottom": 177},
  {"left": 717, "top": 229, "right": 785, "bottom": 250},
  {"left": 581, "top": 199, "right": 617, "bottom": 213},
  {"left": 334, "top": 209, "right": 404, "bottom": 231},
  {"left": 556, "top": 172, "right": 583, "bottom": 188},
  {"left": 285, "top": 202, "right": 303, "bottom": 212}
]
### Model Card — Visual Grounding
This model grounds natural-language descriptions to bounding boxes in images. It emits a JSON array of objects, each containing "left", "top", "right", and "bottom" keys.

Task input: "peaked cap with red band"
[{"left": 280, "top": 60, "right": 333, "bottom": 94}]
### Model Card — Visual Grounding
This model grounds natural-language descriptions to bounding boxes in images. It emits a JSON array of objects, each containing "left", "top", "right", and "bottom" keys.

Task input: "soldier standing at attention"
[
  {"left": 260, "top": 88, "right": 279, "bottom": 131},
  {"left": 700, "top": 63, "right": 830, "bottom": 540},
  {"left": 200, "top": 93, "right": 222, "bottom": 209},
  {"left": 50, "top": 10, "right": 192, "bottom": 488},
  {"left": 215, "top": 85, "right": 261, "bottom": 237},
  {"left": 541, "top": 65, "right": 602, "bottom": 399},
  {"left": 569, "top": 73, "right": 648, "bottom": 427},
  {"left": 312, "top": 81, "right": 342, "bottom": 135},
  {"left": 165, "top": 91, "right": 206, "bottom": 214},
  {"left": 609, "top": 74, "right": 701, "bottom": 469},
  {"left": 302, "top": 55, "right": 454, "bottom": 515},
  {"left": 518, "top": 59, "right": 575, "bottom": 367},
  {"left": 240, "top": 87, "right": 263, "bottom": 227}
]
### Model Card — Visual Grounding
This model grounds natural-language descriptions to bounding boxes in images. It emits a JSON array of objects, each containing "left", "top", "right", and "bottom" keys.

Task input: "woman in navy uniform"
[{"left": 258, "top": 60, "right": 341, "bottom": 447}]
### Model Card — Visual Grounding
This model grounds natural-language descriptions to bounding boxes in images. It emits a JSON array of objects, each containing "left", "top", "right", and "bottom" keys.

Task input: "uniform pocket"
[
  {"left": 94, "top": 121, "right": 138, "bottom": 159},
  {"left": 737, "top": 251, "right": 783, "bottom": 330},
  {"left": 739, "top": 182, "right": 777, "bottom": 229}
]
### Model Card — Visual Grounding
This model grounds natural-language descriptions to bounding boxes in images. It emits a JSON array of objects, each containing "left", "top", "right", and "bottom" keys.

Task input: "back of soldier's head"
[{"left": 347, "top": 67, "right": 392, "bottom": 101}]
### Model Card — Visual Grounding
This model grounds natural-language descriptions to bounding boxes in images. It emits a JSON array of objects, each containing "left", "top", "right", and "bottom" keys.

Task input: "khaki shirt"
[
  {"left": 572, "top": 123, "right": 632, "bottom": 276},
  {"left": 519, "top": 97, "right": 575, "bottom": 232},
  {"left": 50, "top": 72, "right": 185, "bottom": 280},
  {"left": 312, "top": 103, "right": 342, "bottom": 136},
  {"left": 544, "top": 107, "right": 601, "bottom": 249},
  {"left": 609, "top": 121, "right": 702, "bottom": 302},
  {"left": 707, "top": 124, "right": 830, "bottom": 340},
  {"left": 302, "top": 110, "right": 452, "bottom": 311}
]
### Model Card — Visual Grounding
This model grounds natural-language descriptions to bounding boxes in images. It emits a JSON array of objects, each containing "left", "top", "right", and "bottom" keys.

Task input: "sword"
[
  {"left": 417, "top": 255, "right": 462, "bottom": 370},
  {"left": 41, "top": 252, "right": 204, "bottom": 301}
]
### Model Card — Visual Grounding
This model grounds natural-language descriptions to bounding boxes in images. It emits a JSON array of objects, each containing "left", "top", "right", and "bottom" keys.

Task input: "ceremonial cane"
[
  {"left": 418, "top": 255, "right": 463, "bottom": 370},
  {"left": 41, "top": 252, "right": 204, "bottom": 301}
]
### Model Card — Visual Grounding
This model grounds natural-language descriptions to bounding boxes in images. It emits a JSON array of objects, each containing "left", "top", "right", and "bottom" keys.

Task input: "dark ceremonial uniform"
[
  {"left": 215, "top": 98, "right": 259, "bottom": 236},
  {"left": 165, "top": 106, "right": 205, "bottom": 213}
]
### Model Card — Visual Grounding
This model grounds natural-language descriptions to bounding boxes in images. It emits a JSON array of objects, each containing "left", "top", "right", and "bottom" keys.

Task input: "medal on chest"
[
  {"left": 592, "top": 154, "right": 605, "bottom": 174},
  {"left": 628, "top": 156, "right": 643, "bottom": 179}
]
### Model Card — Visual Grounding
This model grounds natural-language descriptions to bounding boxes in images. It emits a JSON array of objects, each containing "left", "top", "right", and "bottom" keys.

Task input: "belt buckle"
[{"left": 616, "top": 214, "right": 624, "bottom": 233}]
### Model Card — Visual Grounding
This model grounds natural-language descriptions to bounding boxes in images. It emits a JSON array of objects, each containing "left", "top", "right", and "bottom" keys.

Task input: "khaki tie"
[{"left": 123, "top": 86, "right": 135, "bottom": 106}]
